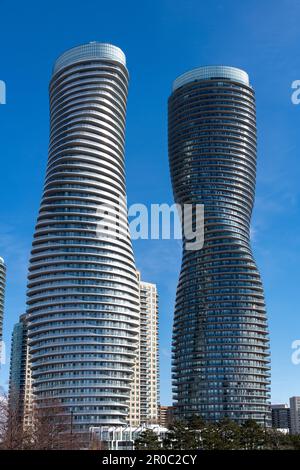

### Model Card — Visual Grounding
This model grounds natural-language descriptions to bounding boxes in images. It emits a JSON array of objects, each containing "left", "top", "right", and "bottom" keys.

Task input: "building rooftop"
[
  {"left": 53, "top": 42, "right": 126, "bottom": 75},
  {"left": 172, "top": 65, "right": 249, "bottom": 92}
]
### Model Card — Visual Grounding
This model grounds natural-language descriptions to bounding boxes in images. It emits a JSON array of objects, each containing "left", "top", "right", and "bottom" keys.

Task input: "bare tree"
[
  {"left": 0, "top": 394, "right": 81, "bottom": 450},
  {"left": 89, "top": 433, "right": 107, "bottom": 450},
  {"left": 30, "top": 399, "right": 81, "bottom": 450},
  {"left": 0, "top": 392, "right": 24, "bottom": 449}
]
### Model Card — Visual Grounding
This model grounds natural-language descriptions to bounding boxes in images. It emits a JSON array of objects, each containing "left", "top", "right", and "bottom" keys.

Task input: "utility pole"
[
  {"left": 70, "top": 410, "right": 74, "bottom": 449},
  {"left": 70, "top": 410, "right": 74, "bottom": 435}
]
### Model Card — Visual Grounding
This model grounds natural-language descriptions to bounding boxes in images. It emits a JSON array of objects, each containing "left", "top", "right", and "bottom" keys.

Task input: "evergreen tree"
[
  {"left": 135, "top": 429, "right": 161, "bottom": 450},
  {"left": 239, "top": 420, "right": 265, "bottom": 450},
  {"left": 163, "top": 421, "right": 199, "bottom": 450}
]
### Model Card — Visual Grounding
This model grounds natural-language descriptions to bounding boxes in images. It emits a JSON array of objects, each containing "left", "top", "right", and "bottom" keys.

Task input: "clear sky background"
[{"left": 0, "top": 0, "right": 300, "bottom": 405}]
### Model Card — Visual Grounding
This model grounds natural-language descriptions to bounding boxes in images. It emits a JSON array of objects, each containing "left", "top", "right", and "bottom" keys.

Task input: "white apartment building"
[{"left": 90, "top": 423, "right": 167, "bottom": 450}]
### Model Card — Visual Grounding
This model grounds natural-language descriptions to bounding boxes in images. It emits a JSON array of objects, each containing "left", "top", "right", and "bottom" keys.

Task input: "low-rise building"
[
  {"left": 271, "top": 404, "right": 290, "bottom": 433},
  {"left": 89, "top": 424, "right": 168, "bottom": 450}
]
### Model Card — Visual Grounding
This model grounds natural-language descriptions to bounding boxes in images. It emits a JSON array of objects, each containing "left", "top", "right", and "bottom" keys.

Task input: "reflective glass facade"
[
  {"left": 27, "top": 43, "right": 139, "bottom": 432},
  {"left": 9, "top": 314, "right": 29, "bottom": 423},
  {"left": 168, "top": 66, "right": 270, "bottom": 424}
]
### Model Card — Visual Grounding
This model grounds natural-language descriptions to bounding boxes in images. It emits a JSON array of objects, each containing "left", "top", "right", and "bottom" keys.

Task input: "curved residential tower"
[
  {"left": 27, "top": 43, "right": 139, "bottom": 432},
  {"left": 169, "top": 66, "right": 270, "bottom": 424}
]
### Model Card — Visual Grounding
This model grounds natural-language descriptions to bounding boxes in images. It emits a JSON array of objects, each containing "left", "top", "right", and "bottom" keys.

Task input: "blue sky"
[{"left": 1, "top": 0, "right": 300, "bottom": 405}]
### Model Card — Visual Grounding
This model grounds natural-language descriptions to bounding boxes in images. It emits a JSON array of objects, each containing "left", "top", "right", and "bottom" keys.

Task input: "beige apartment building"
[{"left": 128, "top": 273, "right": 159, "bottom": 426}]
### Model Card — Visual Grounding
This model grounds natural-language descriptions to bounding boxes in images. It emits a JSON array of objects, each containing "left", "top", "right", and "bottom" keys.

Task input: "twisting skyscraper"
[
  {"left": 168, "top": 66, "right": 270, "bottom": 424},
  {"left": 27, "top": 43, "right": 139, "bottom": 433}
]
